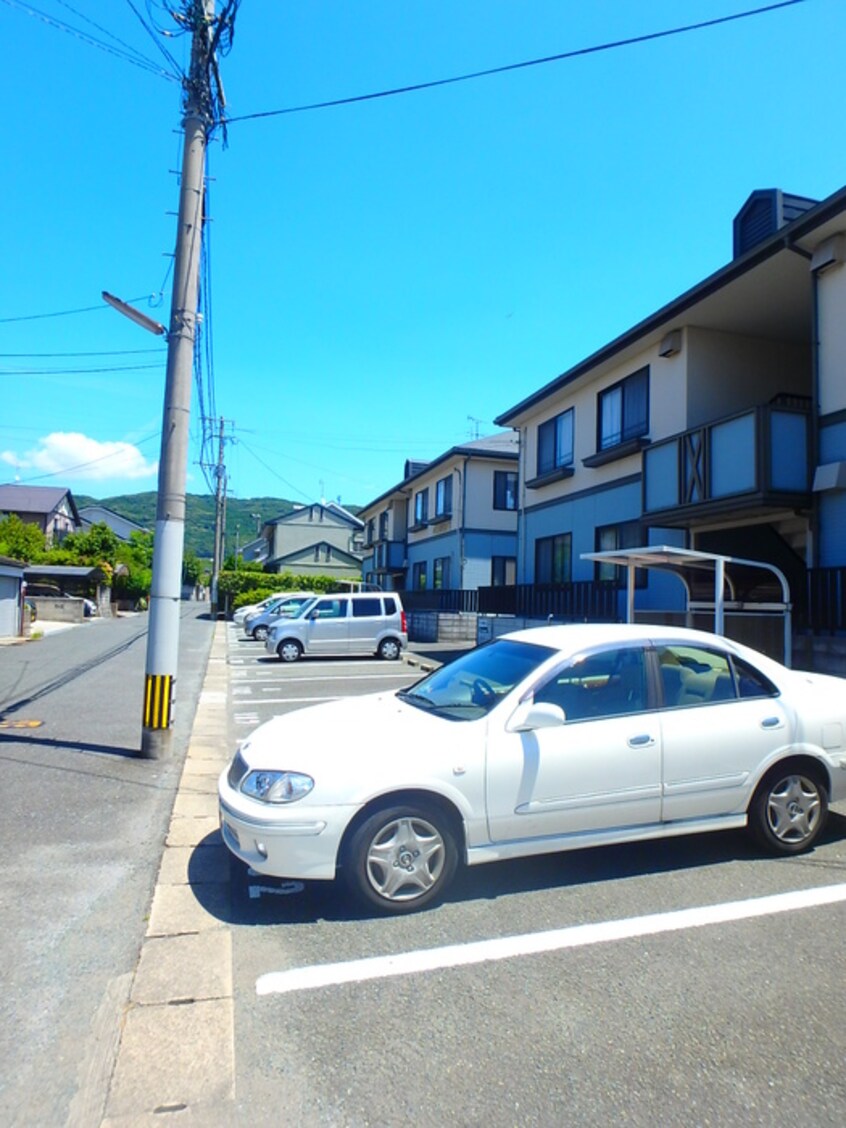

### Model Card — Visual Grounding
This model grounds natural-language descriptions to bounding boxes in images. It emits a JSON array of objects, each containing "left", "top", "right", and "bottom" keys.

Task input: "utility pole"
[
  {"left": 141, "top": 1, "right": 216, "bottom": 758},
  {"left": 210, "top": 415, "right": 226, "bottom": 614}
]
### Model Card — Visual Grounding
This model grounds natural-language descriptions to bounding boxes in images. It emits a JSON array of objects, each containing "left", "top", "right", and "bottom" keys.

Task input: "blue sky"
[{"left": 2, "top": 0, "right": 844, "bottom": 510}]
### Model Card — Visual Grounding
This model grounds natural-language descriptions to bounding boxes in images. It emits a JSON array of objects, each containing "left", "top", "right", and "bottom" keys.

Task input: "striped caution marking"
[{"left": 143, "top": 674, "right": 174, "bottom": 729}]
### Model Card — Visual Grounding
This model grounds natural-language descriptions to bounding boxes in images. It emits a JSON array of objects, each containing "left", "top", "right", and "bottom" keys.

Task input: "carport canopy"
[{"left": 581, "top": 545, "right": 792, "bottom": 664}]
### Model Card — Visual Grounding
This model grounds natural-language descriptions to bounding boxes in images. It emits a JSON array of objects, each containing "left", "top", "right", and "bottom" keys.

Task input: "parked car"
[
  {"left": 264, "top": 591, "right": 407, "bottom": 662},
  {"left": 233, "top": 592, "right": 292, "bottom": 628},
  {"left": 220, "top": 622, "right": 846, "bottom": 914},
  {"left": 243, "top": 593, "right": 315, "bottom": 640}
]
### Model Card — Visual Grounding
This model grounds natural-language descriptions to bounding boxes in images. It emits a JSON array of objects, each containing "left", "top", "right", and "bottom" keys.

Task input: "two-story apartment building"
[
  {"left": 359, "top": 434, "right": 519, "bottom": 591},
  {"left": 494, "top": 185, "right": 846, "bottom": 622},
  {"left": 247, "top": 501, "right": 365, "bottom": 578}
]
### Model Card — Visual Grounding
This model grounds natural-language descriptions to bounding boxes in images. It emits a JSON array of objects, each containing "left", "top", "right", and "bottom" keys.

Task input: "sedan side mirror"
[{"left": 506, "top": 700, "right": 566, "bottom": 733}]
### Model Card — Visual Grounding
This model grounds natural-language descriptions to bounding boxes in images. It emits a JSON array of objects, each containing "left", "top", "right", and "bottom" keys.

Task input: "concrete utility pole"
[
  {"left": 210, "top": 415, "right": 226, "bottom": 614},
  {"left": 141, "top": 1, "right": 216, "bottom": 759}
]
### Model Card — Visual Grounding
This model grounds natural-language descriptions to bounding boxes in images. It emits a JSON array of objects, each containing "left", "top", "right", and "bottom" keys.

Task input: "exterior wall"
[
  {"left": 518, "top": 343, "right": 686, "bottom": 508},
  {"left": 685, "top": 327, "right": 810, "bottom": 427},
  {"left": 521, "top": 477, "right": 687, "bottom": 611},
  {"left": 816, "top": 256, "right": 846, "bottom": 416},
  {"left": 79, "top": 506, "right": 147, "bottom": 541},
  {"left": 270, "top": 505, "right": 363, "bottom": 562},
  {"left": 813, "top": 250, "right": 846, "bottom": 567},
  {"left": 0, "top": 571, "right": 22, "bottom": 638},
  {"left": 462, "top": 460, "right": 518, "bottom": 532}
]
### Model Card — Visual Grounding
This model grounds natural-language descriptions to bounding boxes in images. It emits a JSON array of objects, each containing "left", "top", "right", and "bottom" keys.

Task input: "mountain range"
[{"left": 75, "top": 492, "right": 310, "bottom": 560}]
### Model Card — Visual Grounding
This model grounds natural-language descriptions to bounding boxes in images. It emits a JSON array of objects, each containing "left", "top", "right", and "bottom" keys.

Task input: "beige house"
[
  {"left": 249, "top": 502, "right": 365, "bottom": 578},
  {"left": 0, "top": 484, "right": 81, "bottom": 544}
]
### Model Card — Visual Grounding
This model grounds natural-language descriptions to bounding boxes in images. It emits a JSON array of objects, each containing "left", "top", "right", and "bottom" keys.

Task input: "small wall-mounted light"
[{"left": 658, "top": 329, "right": 682, "bottom": 358}]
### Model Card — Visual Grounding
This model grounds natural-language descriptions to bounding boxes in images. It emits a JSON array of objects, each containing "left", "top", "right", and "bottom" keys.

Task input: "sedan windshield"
[{"left": 398, "top": 638, "right": 557, "bottom": 720}]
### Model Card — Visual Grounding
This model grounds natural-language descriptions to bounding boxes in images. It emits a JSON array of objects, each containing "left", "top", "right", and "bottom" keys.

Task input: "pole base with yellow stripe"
[{"left": 141, "top": 674, "right": 175, "bottom": 758}]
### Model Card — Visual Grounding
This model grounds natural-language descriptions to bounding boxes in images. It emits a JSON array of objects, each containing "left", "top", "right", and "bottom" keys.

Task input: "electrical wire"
[
  {"left": 8, "top": 430, "right": 161, "bottom": 485},
  {"left": 0, "top": 295, "right": 160, "bottom": 324},
  {"left": 0, "top": 363, "right": 165, "bottom": 376},
  {"left": 225, "top": 0, "right": 810, "bottom": 124},
  {"left": 0, "top": 348, "right": 166, "bottom": 358},
  {"left": 0, "top": 0, "right": 180, "bottom": 81},
  {"left": 123, "top": 0, "right": 183, "bottom": 79},
  {"left": 236, "top": 439, "right": 314, "bottom": 504}
]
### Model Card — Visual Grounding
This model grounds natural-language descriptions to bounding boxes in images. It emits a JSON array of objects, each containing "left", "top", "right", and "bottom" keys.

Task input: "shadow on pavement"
[
  {"left": 0, "top": 732, "right": 143, "bottom": 759},
  {"left": 185, "top": 810, "right": 846, "bottom": 928}
]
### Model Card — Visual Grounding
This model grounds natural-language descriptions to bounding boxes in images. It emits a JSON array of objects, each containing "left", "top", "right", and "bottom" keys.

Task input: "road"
[
  {"left": 0, "top": 607, "right": 214, "bottom": 1128},
  {"left": 220, "top": 625, "right": 846, "bottom": 1127}
]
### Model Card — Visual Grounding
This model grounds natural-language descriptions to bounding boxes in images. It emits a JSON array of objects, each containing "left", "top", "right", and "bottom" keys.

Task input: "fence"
[
  {"left": 402, "top": 582, "right": 619, "bottom": 622},
  {"left": 802, "top": 567, "right": 846, "bottom": 633}
]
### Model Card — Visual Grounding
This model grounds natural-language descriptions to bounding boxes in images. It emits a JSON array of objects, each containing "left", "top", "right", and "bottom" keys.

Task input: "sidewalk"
[
  {"left": 101, "top": 621, "right": 235, "bottom": 1127},
  {"left": 98, "top": 630, "right": 460, "bottom": 1123}
]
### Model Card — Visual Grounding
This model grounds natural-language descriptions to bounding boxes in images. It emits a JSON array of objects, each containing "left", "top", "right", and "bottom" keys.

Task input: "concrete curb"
[{"left": 101, "top": 622, "right": 235, "bottom": 1127}]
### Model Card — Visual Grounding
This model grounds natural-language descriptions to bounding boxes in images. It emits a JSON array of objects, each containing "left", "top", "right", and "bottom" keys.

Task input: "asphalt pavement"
[{"left": 0, "top": 606, "right": 216, "bottom": 1128}]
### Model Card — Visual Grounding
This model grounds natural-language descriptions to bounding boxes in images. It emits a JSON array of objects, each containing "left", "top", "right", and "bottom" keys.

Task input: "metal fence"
[
  {"left": 802, "top": 567, "right": 846, "bottom": 633},
  {"left": 402, "top": 582, "right": 619, "bottom": 622}
]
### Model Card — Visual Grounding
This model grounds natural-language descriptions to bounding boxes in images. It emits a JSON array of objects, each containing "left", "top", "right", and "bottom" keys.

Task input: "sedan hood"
[{"left": 238, "top": 692, "right": 465, "bottom": 788}]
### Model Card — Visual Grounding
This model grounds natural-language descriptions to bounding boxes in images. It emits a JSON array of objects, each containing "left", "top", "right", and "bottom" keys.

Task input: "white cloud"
[{"left": 1, "top": 432, "right": 157, "bottom": 482}]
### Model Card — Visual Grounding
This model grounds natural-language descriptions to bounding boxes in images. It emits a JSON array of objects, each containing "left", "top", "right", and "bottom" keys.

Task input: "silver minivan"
[{"left": 265, "top": 592, "right": 407, "bottom": 662}]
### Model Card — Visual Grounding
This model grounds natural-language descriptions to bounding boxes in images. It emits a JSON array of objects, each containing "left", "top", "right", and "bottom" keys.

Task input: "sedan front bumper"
[{"left": 218, "top": 792, "right": 357, "bottom": 881}]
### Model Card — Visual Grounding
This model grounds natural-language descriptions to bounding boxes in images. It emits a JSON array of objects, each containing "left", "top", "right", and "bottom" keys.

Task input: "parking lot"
[{"left": 221, "top": 622, "right": 846, "bottom": 1126}]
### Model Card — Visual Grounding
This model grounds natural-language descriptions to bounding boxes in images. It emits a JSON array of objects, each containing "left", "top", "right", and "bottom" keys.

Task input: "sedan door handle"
[
  {"left": 628, "top": 734, "right": 655, "bottom": 748},
  {"left": 760, "top": 716, "right": 783, "bottom": 730}
]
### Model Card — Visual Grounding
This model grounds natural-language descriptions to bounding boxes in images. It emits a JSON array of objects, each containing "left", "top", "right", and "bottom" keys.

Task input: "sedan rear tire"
[
  {"left": 748, "top": 766, "right": 828, "bottom": 855},
  {"left": 342, "top": 803, "right": 458, "bottom": 914}
]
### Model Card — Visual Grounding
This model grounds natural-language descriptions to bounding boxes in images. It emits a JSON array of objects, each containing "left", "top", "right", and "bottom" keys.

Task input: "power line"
[
  {"left": 0, "top": 362, "right": 165, "bottom": 376},
  {"left": 0, "top": 294, "right": 161, "bottom": 324},
  {"left": 123, "top": 0, "right": 183, "bottom": 79},
  {"left": 0, "top": 0, "right": 180, "bottom": 81},
  {"left": 225, "top": 0, "right": 810, "bottom": 124},
  {"left": 7, "top": 430, "right": 161, "bottom": 485},
  {"left": 0, "top": 348, "right": 166, "bottom": 358}
]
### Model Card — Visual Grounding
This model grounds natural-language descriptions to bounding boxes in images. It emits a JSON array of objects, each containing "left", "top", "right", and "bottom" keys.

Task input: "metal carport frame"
[{"left": 582, "top": 545, "right": 793, "bottom": 666}]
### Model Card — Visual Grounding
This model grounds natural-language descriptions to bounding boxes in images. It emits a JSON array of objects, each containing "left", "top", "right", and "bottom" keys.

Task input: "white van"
[{"left": 265, "top": 591, "right": 407, "bottom": 662}]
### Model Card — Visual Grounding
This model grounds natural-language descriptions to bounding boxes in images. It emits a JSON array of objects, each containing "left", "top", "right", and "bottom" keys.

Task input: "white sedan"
[{"left": 218, "top": 624, "right": 846, "bottom": 914}]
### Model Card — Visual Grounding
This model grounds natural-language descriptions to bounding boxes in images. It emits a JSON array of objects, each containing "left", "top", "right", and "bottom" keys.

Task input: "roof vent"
[
  {"left": 404, "top": 459, "right": 429, "bottom": 479},
  {"left": 733, "top": 189, "right": 818, "bottom": 258}
]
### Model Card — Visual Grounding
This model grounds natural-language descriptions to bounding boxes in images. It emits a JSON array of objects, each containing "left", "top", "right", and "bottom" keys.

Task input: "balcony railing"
[{"left": 643, "top": 400, "right": 810, "bottom": 523}]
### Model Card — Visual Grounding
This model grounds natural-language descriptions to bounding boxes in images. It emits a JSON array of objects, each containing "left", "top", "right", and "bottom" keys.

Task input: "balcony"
[
  {"left": 643, "top": 399, "right": 811, "bottom": 526},
  {"left": 373, "top": 540, "right": 406, "bottom": 572}
]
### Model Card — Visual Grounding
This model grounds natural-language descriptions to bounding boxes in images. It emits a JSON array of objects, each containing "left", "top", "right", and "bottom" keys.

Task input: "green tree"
[{"left": 0, "top": 514, "right": 45, "bottom": 562}]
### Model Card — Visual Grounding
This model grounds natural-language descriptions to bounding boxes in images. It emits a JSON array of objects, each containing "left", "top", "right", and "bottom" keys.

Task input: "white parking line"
[{"left": 255, "top": 883, "right": 846, "bottom": 997}]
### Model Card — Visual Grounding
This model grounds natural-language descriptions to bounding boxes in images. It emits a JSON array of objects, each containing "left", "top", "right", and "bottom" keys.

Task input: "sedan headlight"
[{"left": 240, "top": 770, "right": 314, "bottom": 804}]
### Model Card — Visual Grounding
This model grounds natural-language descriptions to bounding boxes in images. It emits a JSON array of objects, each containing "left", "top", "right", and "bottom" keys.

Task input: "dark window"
[
  {"left": 378, "top": 512, "right": 389, "bottom": 540},
  {"left": 598, "top": 367, "right": 649, "bottom": 450},
  {"left": 595, "top": 521, "right": 644, "bottom": 585},
  {"left": 382, "top": 596, "right": 398, "bottom": 615},
  {"left": 435, "top": 476, "right": 453, "bottom": 516},
  {"left": 366, "top": 519, "right": 375, "bottom": 546},
  {"left": 414, "top": 489, "right": 428, "bottom": 525},
  {"left": 433, "top": 557, "right": 450, "bottom": 589},
  {"left": 537, "top": 410, "right": 574, "bottom": 475},
  {"left": 312, "top": 598, "right": 348, "bottom": 619},
  {"left": 733, "top": 656, "right": 779, "bottom": 699},
  {"left": 493, "top": 471, "right": 518, "bottom": 510},
  {"left": 412, "top": 561, "right": 427, "bottom": 590},
  {"left": 535, "top": 533, "right": 571, "bottom": 584},
  {"left": 491, "top": 556, "right": 516, "bottom": 586},
  {"left": 535, "top": 647, "right": 647, "bottom": 721},
  {"left": 352, "top": 597, "right": 382, "bottom": 617}
]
